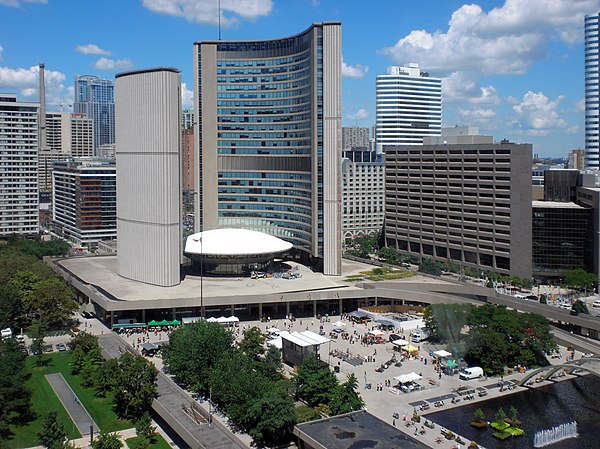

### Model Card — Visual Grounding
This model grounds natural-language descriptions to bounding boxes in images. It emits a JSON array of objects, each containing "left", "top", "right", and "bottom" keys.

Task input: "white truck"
[
  {"left": 459, "top": 366, "right": 484, "bottom": 380},
  {"left": 411, "top": 328, "right": 431, "bottom": 343}
]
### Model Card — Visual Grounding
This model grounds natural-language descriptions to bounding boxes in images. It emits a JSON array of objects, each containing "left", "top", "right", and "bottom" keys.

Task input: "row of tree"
[
  {"left": 69, "top": 332, "right": 158, "bottom": 421},
  {"left": 0, "top": 237, "right": 75, "bottom": 331},
  {"left": 424, "top": 303, "right": 557, "bottom": 375},
  {"left": 0, "top": 337, "right": 31, "bottom": 439},
  {"left": 162, "top": 321, "right": 364, "bottom": 446}
]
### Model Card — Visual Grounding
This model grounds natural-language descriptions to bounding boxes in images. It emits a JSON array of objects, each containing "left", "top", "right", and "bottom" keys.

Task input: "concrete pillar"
[
  {"left": 339, "top": 297, "right": 343, "bottom": 315},
  {"left": 172, "top": 307, "right": 176, "bottom": 320},
  {"left": 142, "top": 309, "right": 146, "bottom": 323},
  {"left": 286, "top": 301, "right": 291, "bottom": 318},
  {"left": 110, "top": 311, "right": 114, "bottom": 326},
  {"left": 313, "top": 300, "right": 317, "bottom": 317},
  {"left": 231, "top": 304, "right": 235, "bottom": 317},
  {"left": 259, "top": 303, "right": 263, "bottom": 319}
]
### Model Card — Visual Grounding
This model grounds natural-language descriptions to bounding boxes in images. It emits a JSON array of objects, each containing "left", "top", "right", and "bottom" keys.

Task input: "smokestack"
[{"left": 39, "top": 63, "right": 46, "bottom": 150}]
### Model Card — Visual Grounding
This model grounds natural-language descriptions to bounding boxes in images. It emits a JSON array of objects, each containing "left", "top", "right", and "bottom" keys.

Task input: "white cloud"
[
  {"left": 0, "top": 64, "right": 71, "bottom": 109},
  {"left": 442, "top": 72, "right": 500, "bottom": 106},
  {"left": 381, "top": 0, "right": 596, "bottom": 76},
  {"left": 576, "top": 98, "right": 585, "bottom": 112},
  {"left": 181, "top": 82, "right": 193, "bottom": 109},
  {"left": 76, "top": 44, "right": 111, "bottom": 56},
  {"left": 511, "top": 90, "right": 567, "bottom": 135},
  {"left": 142, "top": 0, "right": 272, "bottom": 26},
  {"left": 346, "top": 108, "right": 369, "bottom": 121},
  {"left": 94, "top": 57, "right": 133, "bottom": 71},
  {"left": 342, "top": 59, "right": 368, "bottom": 79},
  {"left": 566, "top": 125, "right": 580, "bottom": 134},
  {"left": 0, "top": 0, "right": 47, "bottom": 7}
]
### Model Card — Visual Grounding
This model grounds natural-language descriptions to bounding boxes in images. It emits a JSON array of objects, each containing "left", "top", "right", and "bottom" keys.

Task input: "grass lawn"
[
  {"left": 125, "top": 434, "right": 172, "bottom": 449},
  {"left": 345, "top": 267, "right": 415, "bottom": 282},
  {"left": 6, "top": 352, "right": 131, "bottom": 448}
]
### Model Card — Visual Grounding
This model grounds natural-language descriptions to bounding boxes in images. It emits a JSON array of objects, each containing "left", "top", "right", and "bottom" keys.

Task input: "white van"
[
  {"left": 592, "top": 300, "right": 600, "bottom": 309},
  {"left": 459, "top": 366, "right": 484, "bottom": 380}
]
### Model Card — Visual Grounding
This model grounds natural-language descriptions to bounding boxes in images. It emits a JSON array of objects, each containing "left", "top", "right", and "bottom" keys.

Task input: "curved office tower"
[
  {"left": 194, "top": 22, "right": 342, "bottom": 275},
  {"left": 115, "top": 67, "right": 182, "bottom": 286}
]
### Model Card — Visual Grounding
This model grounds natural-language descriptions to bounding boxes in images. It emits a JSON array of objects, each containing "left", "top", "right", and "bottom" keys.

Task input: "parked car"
[{"left": 56, "top": 343, "right": 67, "bottom": 351}]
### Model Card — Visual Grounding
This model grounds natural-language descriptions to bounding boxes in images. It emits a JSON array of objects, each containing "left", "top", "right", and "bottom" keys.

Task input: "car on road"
[{"left": 56, "top": 343, "right": 67, "bottom": 351}]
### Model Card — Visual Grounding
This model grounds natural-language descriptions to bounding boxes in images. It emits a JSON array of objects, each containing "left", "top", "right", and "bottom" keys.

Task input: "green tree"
[
  {"left": 238, "top": 326, "right": 265, "bottom": 360},
  {"left": 423, "top": 303, "right": 472, "bottom": 344},
  {"left": 377, "top": 247, "right": 398, "bottom": 265},
  {"left": 70, "top": 346, "right": 86, "bottom": 375},
  {"left": 112, "top": 353, "right": 158, "bottom": 420},
  {"left": 29, "top": 278, "right": 77, "bottom": 327},
  {"left": 94, "top": 359, "right": 118, "bottom": 397},
  {"left": 294, "top": 354, "right": 338, "bottom": 408},
  {"left": 329, "top": 373, "right": 364, "bottom": 415},
  {"left": 572, "top": 299, "right": 590, "bottom": 315},
  {"left": 0, "top": 337, "right": 31, "bottom": 437},
  {"left": 246, "top": 387, "right": 296, "bottom": 446},
  {"left": 0, "top": 283, "right": 23, "bottom": 330},
  {"left": 295, "top": 404, "right": 320, "bottom": 423},
  {"left": 91, "top": 431, "right": 122, "bottom": 449},
  {"left": 37, "top": 410, "right": 67, "bottom": 449},
  {"left": 69, "top": 331, "right": 99, "bottom": 353},
  {"left": 494, "top": 407, "right": 506, "bottom": 422},
  {"left": 562, "top": 268, "right": 598, "bottom": 291},
  {"left": 418, "top": 258, "right": 443, "bottom": 276},
  {"left": 135, "top": 412, "right": 156, "bottom": 441},
  {"left": 80, "top": 347, "right": 105, "bottom": 388},
  {"left": 473, "top": 408, "right": 485, "bottom": 422},
  {"left": 260, "top": 345, "right": 283, "bottom": 381},
  {"left": 30, "top": 318, "right": 47, "bottom": 367},
  {"left": 162, "top": 320, "right": 234, "bottom": 392}
]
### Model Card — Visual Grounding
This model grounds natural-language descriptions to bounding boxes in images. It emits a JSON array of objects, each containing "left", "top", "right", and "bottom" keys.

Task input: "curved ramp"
[{"left": 520, "top": 357, "right": 600, "bottom": 386}]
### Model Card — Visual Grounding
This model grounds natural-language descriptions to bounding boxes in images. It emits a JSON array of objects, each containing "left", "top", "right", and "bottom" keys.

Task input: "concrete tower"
[
  {"left": 585, "top": 13, "right": 600, "bottom": 170},
  {"left": 115, "top": 67, "right": 182, "bottom": 287}
]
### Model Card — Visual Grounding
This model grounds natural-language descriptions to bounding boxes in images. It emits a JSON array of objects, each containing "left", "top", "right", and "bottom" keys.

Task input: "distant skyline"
[{"left": 0, "top": 0, "right": 597, "bottom": 157}]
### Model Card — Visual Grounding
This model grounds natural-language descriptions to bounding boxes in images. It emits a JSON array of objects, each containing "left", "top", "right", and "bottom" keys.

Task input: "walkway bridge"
[{"left": 519, "top": 357, "right": 600, "bottom": 386}]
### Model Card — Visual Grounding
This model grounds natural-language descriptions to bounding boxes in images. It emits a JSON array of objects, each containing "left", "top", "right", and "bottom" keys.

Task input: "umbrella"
[
  {"left": 148, "top": 320, "right": 159, "bottom": 326},
  {"left": 402, "top": 344, "right": 419, "bottom": 352}
]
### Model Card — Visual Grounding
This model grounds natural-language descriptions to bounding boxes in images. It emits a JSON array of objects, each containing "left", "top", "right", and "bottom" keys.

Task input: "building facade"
[
  {"left": 0, "top": 93, "right": 39, "bottom": 236},
  {"left": 375, "top": 64, "right": 441, "bottom": 150},
  {"left": 194, "top": 22, "right": 342, "bottom": 275},
  {"left": 74, "top": 75, "right": 115, "bottom": 153},
  {"left": 182, "top": 127, "right": 195, "bottom": 195},
  {"left": 586, "top": 13, "right": 600, "bottom": 170},
  {"left": 385, "top": 141, "right": 532, "bottom": 278},
  {"left": 342, "top": 126, "right": 369, "bottom": 150},
  {"left": 342, "top": 149, "right": 384, "bottom": 241},
  {"left": 115, "top": 67, "right": 182, "bottom": 287},
  {"left": 52, "top": 158, "right": 116, "bottom": 245}
]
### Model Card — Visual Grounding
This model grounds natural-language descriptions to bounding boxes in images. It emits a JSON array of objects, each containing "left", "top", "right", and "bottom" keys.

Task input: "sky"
[{"left": 0, "top": 0, "right": 597, "bottom": 158}]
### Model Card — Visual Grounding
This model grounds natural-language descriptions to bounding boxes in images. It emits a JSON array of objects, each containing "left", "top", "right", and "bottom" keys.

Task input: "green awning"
[
  {"left": 446, "top": 360, "right": 458, "bottom": 368},
  {"left": 148, "top": 320, "right": 160, "bottom": 326},
  {"left": 112, "top": 323, "right": 147, "bottom": 329},
  {"left": 170, "top": 319, "right": 181, "bottom": 326},
  {"left": 157, "top": 319, "right": 170, "bottom": 326}
]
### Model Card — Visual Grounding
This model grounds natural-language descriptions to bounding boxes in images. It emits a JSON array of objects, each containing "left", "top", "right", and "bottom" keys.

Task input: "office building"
[
  {"left": 116, "top": 67, "right": 182, "bottom": 287},
  {"left": 342, "top": 126, "right": 369, "bottom": 150},
  {"left": 182, "top": 108, "right": 194, "bottom": 130},
  {"left": 568, "top": 149, "right": 586, "bottom": 170},
  {"left": 74, "top": 75, "right": 115, "bottom": 153},
  {"left": 385, "top": 138, "right": 532, "bottom": 278},
  {"left": 586, "top": 13, "right": 600, "bottom": 170},
  {"left": 39, "top": 112, "right": 94, "bottom": 191},
  {"left": 375, "top": 63, "right": 441, "bottom": 150},
  {"left": 342, "top": 149, "right": 385, "bottom": 241},
  {"left": 194, "top": 22, "right": 342, "bottom": 275},
  {"left": 182, "top": 127, "right": 195, "bottom": 198},
  {"left": 52, "top": 158, "right": 116, "bottom": 245},
  {"left": 0, "top": 94, "right": 39, "bottom": 236}
]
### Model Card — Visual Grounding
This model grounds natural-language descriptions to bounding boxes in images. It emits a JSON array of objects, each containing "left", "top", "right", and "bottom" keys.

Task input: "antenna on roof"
[{"left": 218, "top": 0, "right": 221, "bottom": 41}]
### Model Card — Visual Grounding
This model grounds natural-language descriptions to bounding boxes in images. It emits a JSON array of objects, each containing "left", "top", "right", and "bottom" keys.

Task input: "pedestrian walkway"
[{"left": 46, "top": 373, "right": 99, "bottom": 436}]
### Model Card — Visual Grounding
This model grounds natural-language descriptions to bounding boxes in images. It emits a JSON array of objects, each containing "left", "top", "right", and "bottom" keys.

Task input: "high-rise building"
[
  {"left": 376, "top": 64, "right": 441, "bottom": 150},
  {"left": 74, "top": 75, "right": 115, "bottom": 153},
  {"left": 52, "top": 158, "right": 116, "bottom": 245},
  {"left": 385, "top": 135, "right": 532, "bottom": 278},
  {"left": 38, "top": 112, "right": 94, "bottom": 191},
  {"left": 0, "top": 93, "right": 39, "bottom": 236},
  {"left": 115, "top": 67, "right": 182, "bottom": 287},
  {"left": 194, "top": 22, "right": 342, "bottom": 275},
  {"left": 568, "top": 148, "right": 586, "bottom": 170},
  {"left": 585, "top": 13, "right": 600, "bottom": 170},
  {"left": 182, "top": 108, "right": 194, "bottom": 130},
  {"left": 342, "top": 126, "right": 369, "bottom": 150},
  {"left": 342, "top": 149, "right": 385, "bottom": 241},
  {"left": 182, "top": 127, "right": 195, "bottom": 194}
]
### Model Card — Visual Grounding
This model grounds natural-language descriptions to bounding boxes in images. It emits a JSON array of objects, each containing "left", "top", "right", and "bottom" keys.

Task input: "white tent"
[
  {"left": 368, "top": 330, "right": 384, "bottom": 337},
  {"left": 433, "top": 349, "right": 452, "bottom": 358},
  {"left": 224, "top": 316, "right": 239, "bottom": 323},
  {"left": 332, "top": 320, "right": 346, "bottom": 327},
  {"left": 206, "top": 317, "right": 218, "bottom": 323},
  {"left": 391, "top": 339, "right": 409, "bottom": 347},
  {"left": 216, "top": 316, "right": 228, "bottom": 323},
  {"left": 393, "top": 372, "right": 423, "bottom": 384},
  {"left": 267, "top": 327, "right": 280, "bottom": 334}
]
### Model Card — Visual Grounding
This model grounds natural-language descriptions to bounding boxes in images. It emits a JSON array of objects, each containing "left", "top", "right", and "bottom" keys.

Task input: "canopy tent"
[
  {"left": 266, "top": 337, "right": 283, "bottom": 349},
  {"left": 445, "top": 360, "right": 459, "bottom": 368},
  {"left": 403, "top": 344, "right": 419, "bottom": 352},
  {"left": 376, "top": 318, "right": 395, "bottom": 327},
  {"left": 394, "top": 372, "right": 423, "bottom": 384},
  {"left": 157, "top": 319, "right": 170, "bottom": 326},
  {"left": 331, "top": 320, "right": 346, "bottom": 327},
  {"left": 225, "top": 316, "right": 239, "bottom": 323},
  {"left": 148, "top": 320, "right": 160, "bottom": 326},
  {"left": 111, "top": 323, "right": 146, "bottom": 329},
  {"left": 170, "top": 319, "right": 181, "bottom": 326},
  {"left": 391, "top": 339, "right": 409, "bottom": 347},
  {"left": 433, "top": 350, "right": 452, "bottom": 358},
  {"left": 267, "top": 327, "right": 281, "bottom": 334},
  {"left": 348, "top": 310, "right": 370, "bottom": 319},
  {"left": 368, "top": 330, "right": 385, "bottom": 337},
  {"left": 206, "top": 317, "right": 218, "bottom": 323}
]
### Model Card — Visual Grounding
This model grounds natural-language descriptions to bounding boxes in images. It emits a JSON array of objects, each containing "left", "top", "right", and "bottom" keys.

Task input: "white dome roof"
[{"left": 184, "top": 228, "right": 293, "bottom": 256}]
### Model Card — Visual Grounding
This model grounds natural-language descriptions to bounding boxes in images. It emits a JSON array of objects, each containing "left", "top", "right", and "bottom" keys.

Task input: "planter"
[{"left": 470, "top": 421, "right": 487, "bottom": 428}]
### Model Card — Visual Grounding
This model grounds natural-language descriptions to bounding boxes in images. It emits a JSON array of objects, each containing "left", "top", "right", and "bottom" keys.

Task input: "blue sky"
[{"left": 0, "top": 0, "right": 597, "bottom": 157}]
